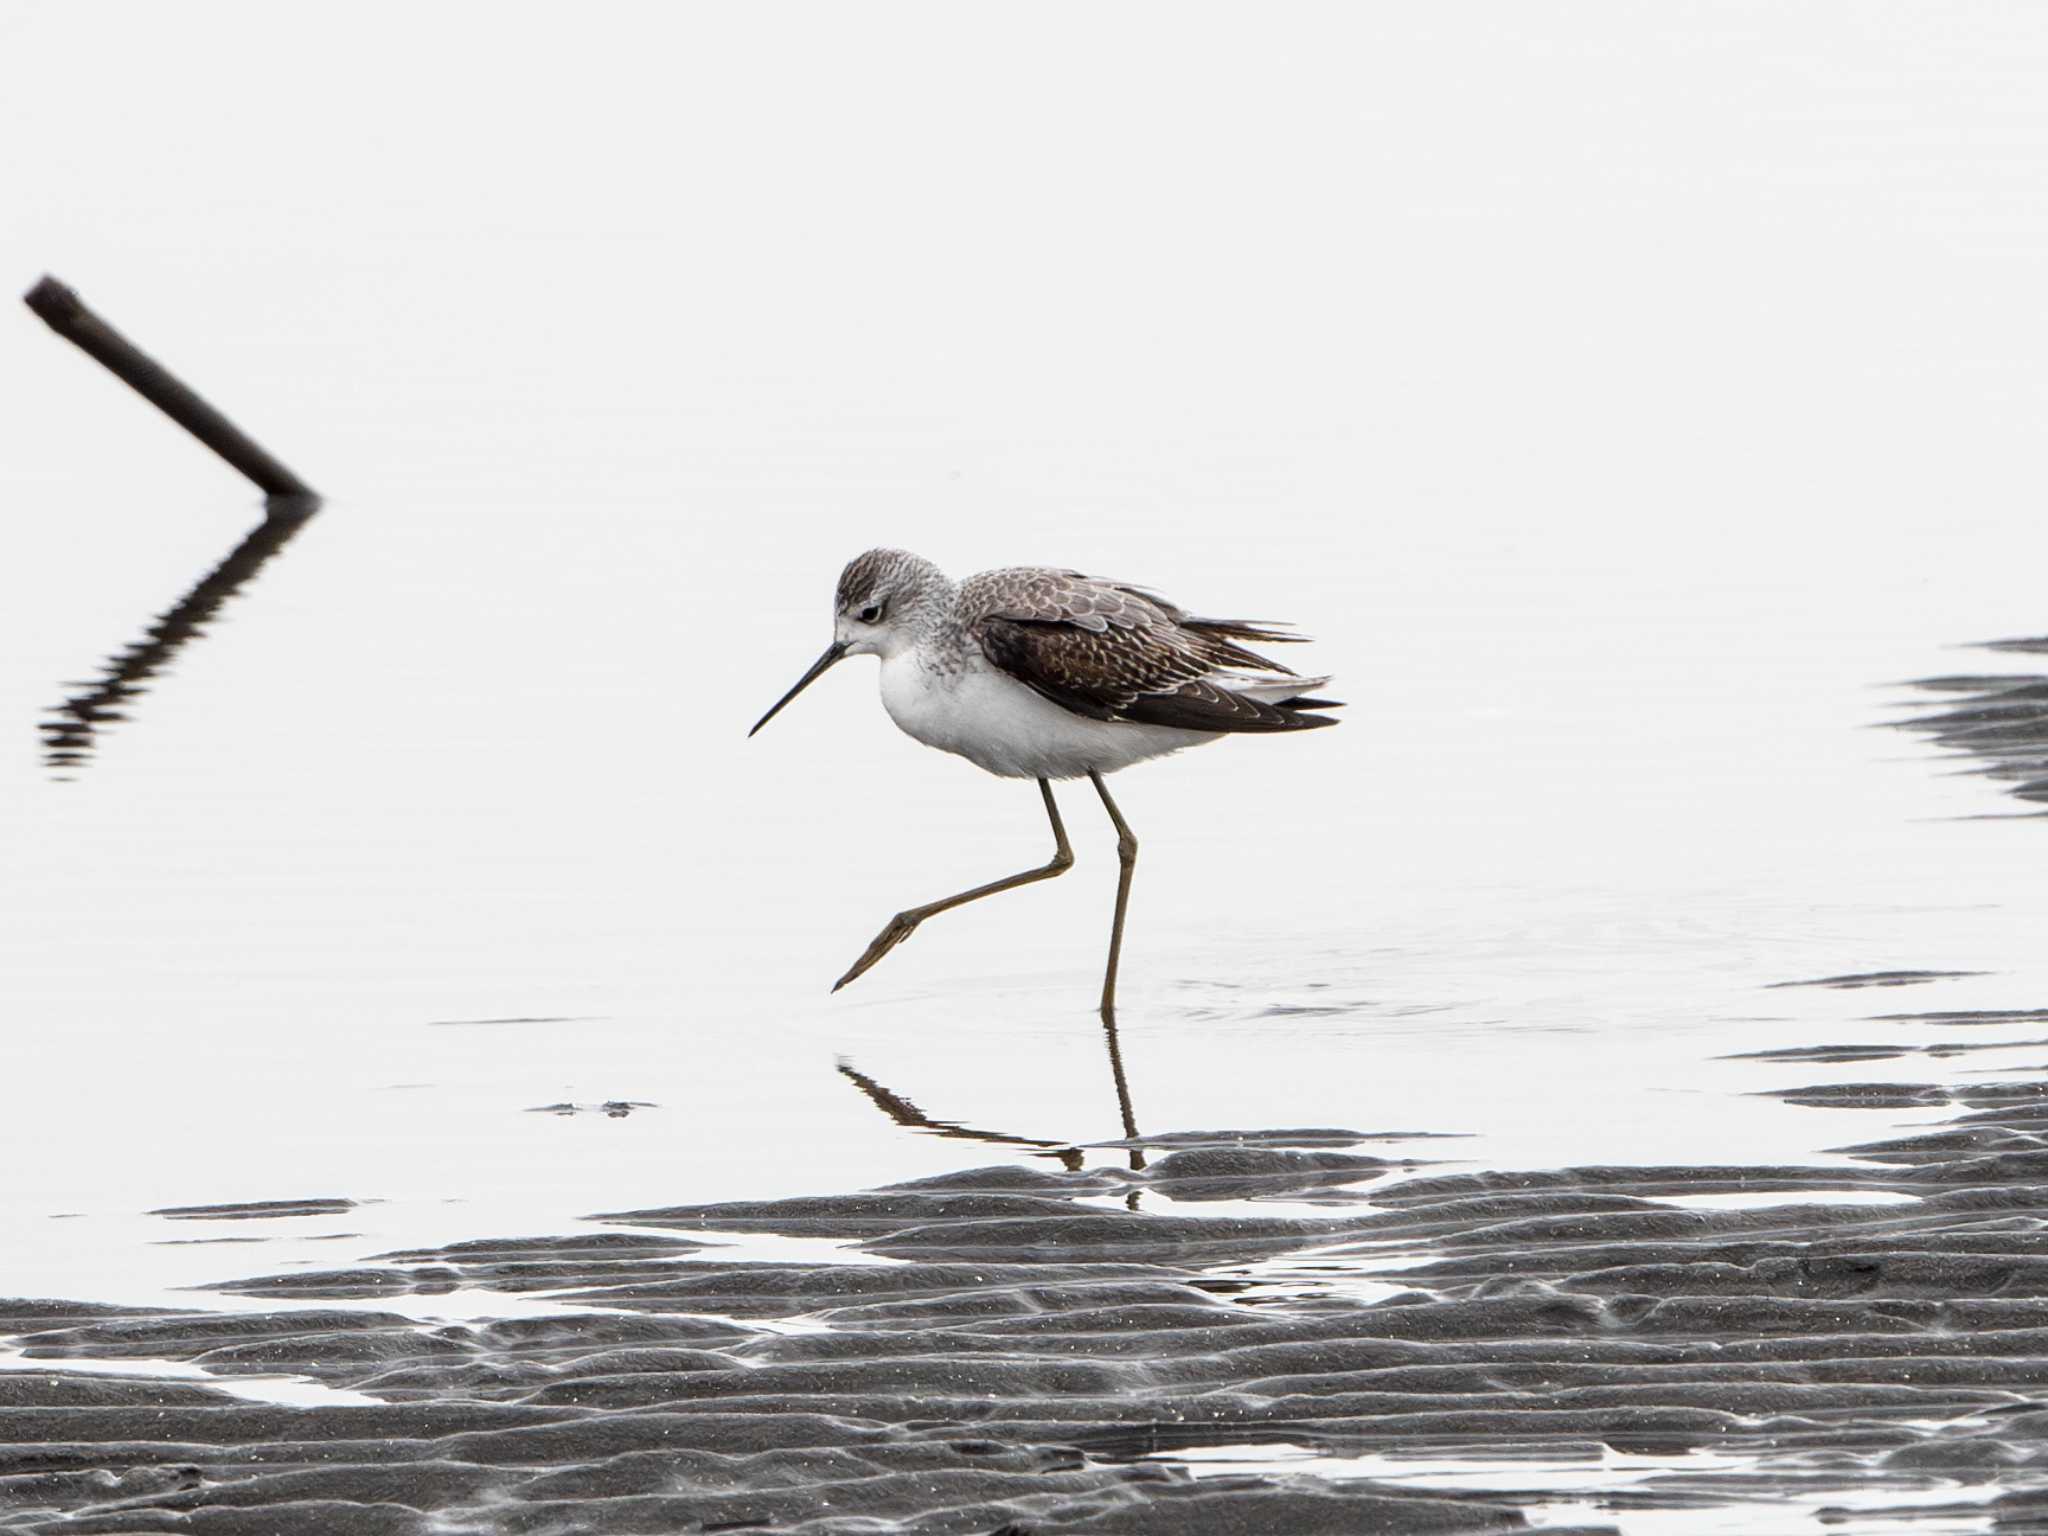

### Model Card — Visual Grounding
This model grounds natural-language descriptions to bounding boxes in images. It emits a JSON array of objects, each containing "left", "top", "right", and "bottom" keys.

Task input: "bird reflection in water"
[
  {"left": 837, "top": 1012, "right": 1150, "bottom": 1203},
  {"left": 42, "top": 494, "right": 319, "bottom": 776}
]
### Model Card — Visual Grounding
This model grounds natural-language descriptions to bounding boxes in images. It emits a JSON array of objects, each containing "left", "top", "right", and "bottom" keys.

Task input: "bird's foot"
[{"left": 832, "top": 912, "right": 921, "bottom": 991}]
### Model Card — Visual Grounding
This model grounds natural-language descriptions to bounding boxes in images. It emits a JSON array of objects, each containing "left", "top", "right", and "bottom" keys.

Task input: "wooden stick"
[{"left": 22, "top": 274, "right": 317, "bottom": 501}]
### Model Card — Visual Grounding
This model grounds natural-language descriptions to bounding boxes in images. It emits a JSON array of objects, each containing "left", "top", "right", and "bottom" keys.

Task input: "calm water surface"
[{"left": 2, "top": 3, "right": 2045, "bottom": 1314}]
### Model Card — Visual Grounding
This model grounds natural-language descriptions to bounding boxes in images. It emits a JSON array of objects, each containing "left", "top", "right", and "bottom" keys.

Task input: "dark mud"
[
  {"left": 525, "top": 1102, "right": 658, "bottom": 1119},
  {"left": 148, "top": 1200, "right": 359, "bottom": 1222},
  {"left": 1897, "top": 640, "right": 2048, "bottom": 814},
  {"left": 10, "top": 1060, "right": 2048, "bottom": 1534},
  {"left": 1729, "top": 1036, "right": 2048, "bottom": 1064},
  {"left": 1875, "top": 1010, "right": 2048, "bottom": 1028},
  {"left": 1765, "top": 970, "right": 1987, "bottom": 991}
]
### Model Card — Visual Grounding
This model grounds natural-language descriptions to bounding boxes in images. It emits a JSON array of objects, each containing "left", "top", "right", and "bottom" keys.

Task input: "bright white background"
[{"left": 1, "top": 2, "right": 2044, "bottom": 1306}]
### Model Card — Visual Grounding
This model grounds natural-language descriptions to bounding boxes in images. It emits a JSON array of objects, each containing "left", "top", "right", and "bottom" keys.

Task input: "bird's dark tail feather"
[
  {"left": 1182, "top": 619, "right": 1311, "bottom": 678},
  {"left": 1275, "top": 695, "right": 1342, "bottom": 730},
  {"left": 1187, "top": 616, "right": 1309, "bottom": 646}
]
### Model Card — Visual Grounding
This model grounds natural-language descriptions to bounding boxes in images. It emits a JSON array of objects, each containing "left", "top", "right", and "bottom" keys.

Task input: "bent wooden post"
[{"left": 22, "top": 274, "right": 317, "bottom": 502}]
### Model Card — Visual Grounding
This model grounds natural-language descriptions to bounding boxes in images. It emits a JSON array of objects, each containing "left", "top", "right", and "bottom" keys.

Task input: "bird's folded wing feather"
[{"left": 965, "top": 569, "right": 1327, "bottom": 733}]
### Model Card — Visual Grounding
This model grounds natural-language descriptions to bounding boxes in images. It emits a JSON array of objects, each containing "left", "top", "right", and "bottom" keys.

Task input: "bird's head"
[
  {"left": 750, "top": 549, "right": 949, "bottom": 736},
  {"left": 829, "top": 547, "right": 947, "bottom": 659}
]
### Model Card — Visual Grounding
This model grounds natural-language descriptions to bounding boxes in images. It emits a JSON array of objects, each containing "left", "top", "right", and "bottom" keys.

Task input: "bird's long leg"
[
  {"left": 833, "top": 778, "right": 1073, "bottom": 991},
  {"left": 1088, "top": 770, "right": 1145, "bottom": 1179},
  {"left": 1088, "top": 770, "right": 1138, "bottom": 1028}
]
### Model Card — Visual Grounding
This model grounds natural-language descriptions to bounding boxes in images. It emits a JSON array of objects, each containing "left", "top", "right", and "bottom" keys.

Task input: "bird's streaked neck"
[
  {"left": 873, "top": 566, "right": 958, "bottom": 660},
  {"left": 867, "top": 599, "right": 950, "bottom": 661}
]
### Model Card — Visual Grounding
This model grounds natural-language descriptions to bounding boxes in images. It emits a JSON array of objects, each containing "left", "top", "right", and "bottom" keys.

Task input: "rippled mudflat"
[{"left": 9, "top": 1015, "right": 2048, "bottom": 1533}]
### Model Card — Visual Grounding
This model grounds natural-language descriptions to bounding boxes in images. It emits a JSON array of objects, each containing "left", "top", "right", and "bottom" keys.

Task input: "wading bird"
[{"left": 749, "top": 549, "right": 1338, "bottom": 1021}]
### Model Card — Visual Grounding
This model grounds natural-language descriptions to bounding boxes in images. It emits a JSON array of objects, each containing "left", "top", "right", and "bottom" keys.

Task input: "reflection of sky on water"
[
  {"left": 3, "top": 3, "right": 2047, "bottom": 1312},
  {"left": 1159, "top": 1445, "right": 1998, "bottom": 1536}
]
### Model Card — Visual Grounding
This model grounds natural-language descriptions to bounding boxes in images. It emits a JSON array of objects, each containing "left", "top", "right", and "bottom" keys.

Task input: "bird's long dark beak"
[{"left": 749, "top": 642, "right": 847, "bottom": 737}]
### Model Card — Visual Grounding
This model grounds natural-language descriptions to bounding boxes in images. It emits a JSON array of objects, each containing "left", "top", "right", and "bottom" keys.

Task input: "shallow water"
[
  {"left": 7, "top": 477, "right": 2040, "bottom": 1315},
  {"left": 0, "top": 1348, "right": 385, "bottom": 1410},
  {"left": 3, "top": 0, "right": 2047, "bottom": 1428},
  {"left": 1164, "top": 1445, "right": 2005, "bottom": 1534}
]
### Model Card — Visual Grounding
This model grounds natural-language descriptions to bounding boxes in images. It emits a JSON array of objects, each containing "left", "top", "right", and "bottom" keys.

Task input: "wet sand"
[{"left": 9, "top": 1062, "right": 2048, "bottom": 1534}]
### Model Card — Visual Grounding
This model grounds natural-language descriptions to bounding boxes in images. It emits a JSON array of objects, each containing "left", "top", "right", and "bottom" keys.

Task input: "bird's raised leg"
[
  {"left": 1089, "top": 770, "right": 1139, "bottom": 1027},
  {"left": 834, "top": 778, "right": 1073, "bottom": 991}
]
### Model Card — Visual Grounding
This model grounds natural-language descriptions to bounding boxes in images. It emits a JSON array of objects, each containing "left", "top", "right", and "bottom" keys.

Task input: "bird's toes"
[
  {"left": 832, "top": 916, "right": 918, "bottom": 991},
  {"left": 833, "top": 952, "right": 883, "bottom": 992}
]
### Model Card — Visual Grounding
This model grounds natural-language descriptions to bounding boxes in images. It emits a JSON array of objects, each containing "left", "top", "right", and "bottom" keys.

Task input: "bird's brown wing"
[{"left": 964, "top": 568, "right": 1338, "bottom": 734}]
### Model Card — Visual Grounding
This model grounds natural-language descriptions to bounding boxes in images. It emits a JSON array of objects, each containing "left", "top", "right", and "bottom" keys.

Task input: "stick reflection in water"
[{"left": 42, "top": 495, "right": 318, "bottom": 777}]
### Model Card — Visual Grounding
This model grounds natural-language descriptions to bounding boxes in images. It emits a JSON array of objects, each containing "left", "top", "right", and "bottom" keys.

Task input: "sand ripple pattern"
[{"left": 9, "top": 1086, "right": 2048, "bottom": 1532}]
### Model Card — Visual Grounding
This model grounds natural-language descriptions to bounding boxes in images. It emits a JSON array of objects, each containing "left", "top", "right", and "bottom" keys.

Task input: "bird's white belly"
[{"left": 877, "top": 654, "right": 1206, "bottom": 780}]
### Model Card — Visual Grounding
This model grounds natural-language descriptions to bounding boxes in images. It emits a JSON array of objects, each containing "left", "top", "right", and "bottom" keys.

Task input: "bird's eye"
[{"left": 857, "top": 603, "right": 883, "bottom": 623}]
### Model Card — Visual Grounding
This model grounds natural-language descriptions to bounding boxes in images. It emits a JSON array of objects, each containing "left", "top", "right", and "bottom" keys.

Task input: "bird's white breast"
[{"left": 877, "top": 648, "right": 1206, "bottom": 780}]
